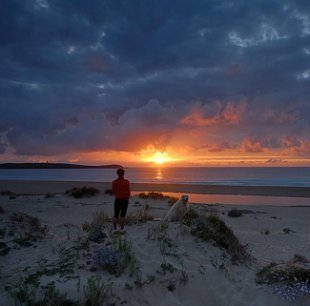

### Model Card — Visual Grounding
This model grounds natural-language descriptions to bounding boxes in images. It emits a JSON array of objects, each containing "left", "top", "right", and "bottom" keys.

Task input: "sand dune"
[{"left": 0, "top": 181, "right": 309, "bottom": 305}]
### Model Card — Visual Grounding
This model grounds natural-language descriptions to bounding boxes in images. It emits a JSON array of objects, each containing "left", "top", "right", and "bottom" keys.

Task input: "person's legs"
[
  {"left": 119, "top": 217, "right": 125, "bottom": 230},
  {"left": 119, "top": 200, "right": 128, "bottom": 231},
  {"left": 113, "top": 200, "right": 121, "bottom": 230},
  {"left": 112, "top": 217, "right": 118, "bottom": 230}
]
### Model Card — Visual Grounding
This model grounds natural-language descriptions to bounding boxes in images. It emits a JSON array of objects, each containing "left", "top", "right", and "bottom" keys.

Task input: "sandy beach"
[{"left": 1, "top": 180, "right": 310, "bottom": 305}]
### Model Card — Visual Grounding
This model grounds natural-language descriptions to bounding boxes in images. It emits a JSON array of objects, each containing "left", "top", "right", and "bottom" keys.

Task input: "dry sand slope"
[{"left": 0, "top": 186, "right": 310, "bottom": 305}]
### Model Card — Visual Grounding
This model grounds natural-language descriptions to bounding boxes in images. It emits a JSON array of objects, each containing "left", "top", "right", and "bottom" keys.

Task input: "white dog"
[{"left": 164, "top": 195, "right": 189, "bottom": 222}]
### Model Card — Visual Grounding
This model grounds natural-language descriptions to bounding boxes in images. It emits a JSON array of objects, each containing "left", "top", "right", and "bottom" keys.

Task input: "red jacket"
[{"left": 112, "top": 178, "right": 131, "bottom": 199}]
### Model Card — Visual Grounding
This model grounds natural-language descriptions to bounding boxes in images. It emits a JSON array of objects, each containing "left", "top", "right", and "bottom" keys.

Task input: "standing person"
[{"left": 112, "top": 168, "right": 131, "bottom": 233}]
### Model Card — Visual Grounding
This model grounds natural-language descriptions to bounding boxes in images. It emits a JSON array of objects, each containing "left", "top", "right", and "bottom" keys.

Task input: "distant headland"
[{"left": 0, "top": 163, "right": 123, "bottom": 169}]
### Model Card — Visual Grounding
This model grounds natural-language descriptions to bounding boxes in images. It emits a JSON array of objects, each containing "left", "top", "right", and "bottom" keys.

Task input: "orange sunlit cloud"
[{"left": 181, "top": 101, "right": 246, "bottom": 126}]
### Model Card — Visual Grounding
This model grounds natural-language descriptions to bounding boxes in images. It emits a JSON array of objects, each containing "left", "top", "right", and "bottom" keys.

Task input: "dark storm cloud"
[{"left": 0, "top": 0, "right": 309, "bottom": 156}]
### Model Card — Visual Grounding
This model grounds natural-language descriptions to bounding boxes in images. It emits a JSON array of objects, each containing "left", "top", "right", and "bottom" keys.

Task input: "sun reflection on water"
[{"left": 155, "top": 168, "right": 163, "bottom": 180}]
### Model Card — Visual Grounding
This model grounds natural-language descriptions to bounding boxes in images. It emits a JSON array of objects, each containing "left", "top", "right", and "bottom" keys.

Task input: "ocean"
[{"left": 0, "top": 167, "right": 309, "bottom": 187}]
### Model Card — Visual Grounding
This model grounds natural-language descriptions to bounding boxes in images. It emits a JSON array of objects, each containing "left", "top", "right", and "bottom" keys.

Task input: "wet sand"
[{"left": 0, "top": 179, "right": 309, "bottom": 198}]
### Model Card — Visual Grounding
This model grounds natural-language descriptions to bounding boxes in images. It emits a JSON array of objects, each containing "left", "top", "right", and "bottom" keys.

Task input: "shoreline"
[{"left": 0, "top": 179, "right": 309, "bottom": 198}]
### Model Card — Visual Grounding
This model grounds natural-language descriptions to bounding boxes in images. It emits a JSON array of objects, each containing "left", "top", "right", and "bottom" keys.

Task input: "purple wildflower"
[{"left": 93, "top": 246, "right": 120, "bottom": 272}]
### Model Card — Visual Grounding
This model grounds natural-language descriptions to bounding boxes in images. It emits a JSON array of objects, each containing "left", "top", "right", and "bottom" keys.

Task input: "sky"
[{"left": 0, "top": 0, "right": 309, "bottom": 167}]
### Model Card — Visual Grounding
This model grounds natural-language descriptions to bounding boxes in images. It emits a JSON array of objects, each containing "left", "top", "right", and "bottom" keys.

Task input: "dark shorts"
[{"left": 114, "top": 198, "right": 129, "bottom": 218}]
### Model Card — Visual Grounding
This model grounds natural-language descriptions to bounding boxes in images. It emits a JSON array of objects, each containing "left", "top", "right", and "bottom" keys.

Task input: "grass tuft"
[
  {"left": 10, "top": 213, "right": 48, "bottom": 246},
  {"left": 138, "top": 192, "right": 178, "bottom": 205},
  {"left": 92, "top": 210, "right": 109, "bottom": 225},
  {"left": 83, "top": 276, "right": 113, "bottom": 306},
  {"left": 126, "top": 207, "right": 154, "bottom": 225},
  {"left": 182, "top": 207, "right": 199, "bottom": 225},
  {"left": 190, "top": 213, "right": 252, "bottom": 264}
]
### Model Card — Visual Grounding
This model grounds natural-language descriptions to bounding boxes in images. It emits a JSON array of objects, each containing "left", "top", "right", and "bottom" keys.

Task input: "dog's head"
[{"left": 181, "top": 194, "right": 189, "bottom": 204}]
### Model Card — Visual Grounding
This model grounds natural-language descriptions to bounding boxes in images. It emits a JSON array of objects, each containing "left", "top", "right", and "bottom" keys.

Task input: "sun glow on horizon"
[
  {"left": 151, "top": 151, "right": 170, "bottom": 164},
  {"left": 139, "top": 146, "right": 178, "bottom": 165}
]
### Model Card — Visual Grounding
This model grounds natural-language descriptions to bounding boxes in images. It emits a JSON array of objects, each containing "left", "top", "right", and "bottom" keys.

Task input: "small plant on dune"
[
  {"left": 0, "top": 241, "right": 10, "bottom": 256},
  {"left": 190, "top": 213, "right": 251, "bottom": 264},
  {"left": 93, "top": 237, "right": 139, "bottom": 277},
  {"left": 0, "top": 190, "right": 14, "bottom": 196},
  {"left": 0, "top": 206, "right": 5, "bottom": 214},
  {"left": 92, "top": 210, "right": 109, "bottom": 225},
  {"left": 44, "top": 193, "right": 55, "bottom": 199},
  {"left": 88, "top": 225, "right": 107, "bottom": 243},
  {"left": 13, "top": 233, "right": 35, "bottom": 247},
  {"left": 158, "top": 234, "right": 176, "bottom": 257},
  {"left": 5, "top": 275, "right": 37, "bottom": 305},
  {"left": 228, "top": 209, "right": 243, "bottom": 218},
  {"left": 147, "top": 221, "right": 169, "bottom": 241},
  {"left": 283, "top": 228, "right": 295, "bottom": 234},
  {"left": 167, "top": 282, "right": 176, "bottom": 291},
  {"left": 180, "top": 261, "right": 188, "bottom": 285},
  {"left": 0, "top": 226, "right": 6, "bottom": 237},
  {"left": 104, "top": 188, "right": 113, "bottom": 195},
  {"left": 10, "top": 213, "right": 48, "bottom": 246},
  {"left": 160, "top": 262, "right": 176, "bottom": 274},
  {"left": 126, "top": 207, "right": 154, "bottom": 225},
  {"left": 65, "top": 187, "right": 100, "bottom": 198},
  {"left": 6, "top": 276, "right": 79, "bottom": 306},
  {"left": 138, "top": 192, "right": 178, "bottom": 205},
  {"left": 83, "top": 276, "right": 113, "bottom": 306},
  {"left": 138, "top": 192, "right": 166, "bottom": 200},
  {"left": 256, "top": 254, "right": 310, "bottom": 300},
  {"left": 82, "top": 223, "right": 92, "bottom": 232},
  {"left": 56, "top": 245, "right": 79, "bottom": 276},
  {"left": 260, "top": 228, "right": 270, "bottom": 235},
  {"left": 10, "top": 213, "right": 44, "bottom": 230},
  {"left": 182, "top": 207, "right": 199, "bottom": 226},
  {"left": 93, "top": 245, "right": 120, "bottom": 274},
  {"left": 16, "top": 245, "right": 79, "bottom": 290},
  {"left": 38, "top": 283, "right": 79, "bottom": 306},
  {"left": 114, "top": 237, "right": 139, "bottom": 277}
]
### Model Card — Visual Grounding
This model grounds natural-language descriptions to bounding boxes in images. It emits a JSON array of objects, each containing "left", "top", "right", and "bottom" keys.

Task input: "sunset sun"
[
  {"left": 152, "top": 151, "right": 169, "bottom": 164},
  {"left": 140, "top": 147, "right": 177, "bottom": 165}
]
